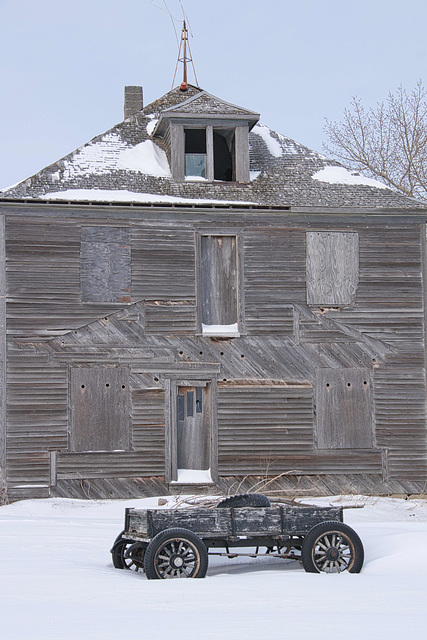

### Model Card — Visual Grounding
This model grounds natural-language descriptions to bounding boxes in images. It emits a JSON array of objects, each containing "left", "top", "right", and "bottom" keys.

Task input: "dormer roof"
[{"left": 153, "top": 90, "right": 260, "bottom": 136}]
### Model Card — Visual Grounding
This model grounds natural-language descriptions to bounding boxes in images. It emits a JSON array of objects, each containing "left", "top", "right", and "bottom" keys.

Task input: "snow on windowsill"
[
  {"left": 170, "top": 469, "right": 214, "bottom": 484},
  {"left": 202, "top": 323, "right": 240, "bottom": 337}
]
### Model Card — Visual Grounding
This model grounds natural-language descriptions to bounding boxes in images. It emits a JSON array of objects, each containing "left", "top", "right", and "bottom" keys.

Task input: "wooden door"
[{"left": 177, "top": 386, "right": 210, "bottom": 470}]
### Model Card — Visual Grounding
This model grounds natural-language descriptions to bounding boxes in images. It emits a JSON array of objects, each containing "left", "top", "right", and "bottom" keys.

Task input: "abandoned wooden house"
[{"left": 0, "top": 80, "right": 427, "bottom": 501}]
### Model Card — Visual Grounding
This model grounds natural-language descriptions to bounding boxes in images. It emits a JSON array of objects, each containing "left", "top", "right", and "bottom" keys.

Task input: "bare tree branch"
[{"left": 324, "top": 80, "right": 427, "bottom": 200}]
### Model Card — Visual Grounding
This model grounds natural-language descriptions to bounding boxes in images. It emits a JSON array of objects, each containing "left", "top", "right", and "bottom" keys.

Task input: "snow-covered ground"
[{"left": 1, "top": 495, "right": 426, "bottom": 640}]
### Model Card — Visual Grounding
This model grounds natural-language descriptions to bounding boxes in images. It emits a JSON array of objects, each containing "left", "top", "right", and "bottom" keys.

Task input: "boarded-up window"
[
  {"left": 70, "top": 367, "right": 130, "bottom": 452},
  {"left": 316, "top": 368, "right": 373, "bottom": 449},
  {"left": 81, "top": 227, "right": 131, "bottom": 303},
  {"left": 306, "top": 232, "right": 359, "bottom": 305},
  {"left": 200, "top": 235, "right": 238, "bottom": 334}
]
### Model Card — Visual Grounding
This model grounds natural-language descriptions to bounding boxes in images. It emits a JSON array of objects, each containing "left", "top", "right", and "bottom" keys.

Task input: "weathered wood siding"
[
  {"left": 132, "top": 225, "right": 195, "bottom": 301},
  {"left": 244, "top": 228, "right": 305, "bottom": 334},
  {"left": 2, "top": 205, "right": 426, "bottom": 498}
]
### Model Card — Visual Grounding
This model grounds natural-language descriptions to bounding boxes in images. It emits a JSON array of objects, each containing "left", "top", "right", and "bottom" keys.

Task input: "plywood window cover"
[
  {"left": 81, "top": 226, "right": 131, "bottom": 304},
  {"left": 69, "top": 366, "right": 130, "bottom": 453},
  {"left": 315, "top": 368, "right": 373, "bottom": 450},
  {"left": 306, "top": 231, "right": 359, "bottom": 306}
]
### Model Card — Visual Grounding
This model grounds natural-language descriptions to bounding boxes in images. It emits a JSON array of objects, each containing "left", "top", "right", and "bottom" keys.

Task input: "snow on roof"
[
  {"left": 312, "top": 166, "right": 389, "bottom": 190},
  {"left": 253, "top": 124, "right": 284, "bottom": 158},
  {"left": 37, "top": 189, "right": 258, "bottom": 206},
  {"left": 60, "top": 134, "right": 170, "bottom": 179}
]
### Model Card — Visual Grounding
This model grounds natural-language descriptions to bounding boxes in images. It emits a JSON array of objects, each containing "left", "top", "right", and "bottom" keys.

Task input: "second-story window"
[{"left": 200, "top": 235, "right": 239, "bottom": 336}]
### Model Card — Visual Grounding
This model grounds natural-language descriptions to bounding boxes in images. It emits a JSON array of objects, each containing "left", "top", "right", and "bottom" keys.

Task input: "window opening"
[
  {"left": 214, "top": 130, "right": 234, "bottom": 181},
  {"left": 185, "top": 129, "right": 206, "bottom": 177},
  {"left": 200, "top": 235, "right": 239, "bottom": 336}
]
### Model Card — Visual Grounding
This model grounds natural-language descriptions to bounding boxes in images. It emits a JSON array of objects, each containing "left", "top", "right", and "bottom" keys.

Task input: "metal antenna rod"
[{"left": 172, "top": 20, "right": 199, "bottom": 90}]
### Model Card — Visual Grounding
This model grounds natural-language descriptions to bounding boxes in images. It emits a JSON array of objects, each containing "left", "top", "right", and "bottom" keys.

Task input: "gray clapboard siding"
[
  {"left": 358, "top": 228, "right": 422, "bottom": 308},
  {"left": 218, "top": 450, "right": 382, "bottom": 476},
  {"left": 306, "top": 231, "right": 359, "bottom": 306},
  {"left": 145, "top": 302, "right": 196, "bottom": 334},
  {"left": 218, "top": 386, "right": 314, "bottom": 473},
  {"left": 244, "top": 228, "right": 306, "bottom": 333},
  {"left": 374, "top": 357, "right": 427, "bottom": 479},
  {"left": 132, "top": 389, "right": 165, "bottom": 463},
  {"left": 132, "top": 226, "right": 195, "bottom": 301},
  {"left": 57, "top": 451, "right": 165, "bottom": 478}
]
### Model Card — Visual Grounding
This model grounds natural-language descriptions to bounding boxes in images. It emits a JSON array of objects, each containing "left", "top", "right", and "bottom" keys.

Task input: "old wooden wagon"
[{"left": 111, "top": 495, "right": 364, "bottom": 578}]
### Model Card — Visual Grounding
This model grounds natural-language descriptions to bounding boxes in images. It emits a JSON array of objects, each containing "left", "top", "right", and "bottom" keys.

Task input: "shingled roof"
[{"left": 1, "top": 85, "right": 424, "bottom": 209}]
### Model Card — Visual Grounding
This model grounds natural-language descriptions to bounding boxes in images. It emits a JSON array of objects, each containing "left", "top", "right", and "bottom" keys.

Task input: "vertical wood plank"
[
  {"left": 206, "top": 126, "right": 214, "bottom": 182},
  {"left": 201, "top": 235, "right": 237, "bottom": 325},
  {"left": 171, "top": 124, "right": 185, "bottom": 181},
  {"left": 234, "top": 125, "right": 250, "bottom": 183}
]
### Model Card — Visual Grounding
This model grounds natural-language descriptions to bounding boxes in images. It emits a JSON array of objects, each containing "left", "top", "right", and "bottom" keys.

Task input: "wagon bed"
[{"left": 124, "top": 504, "right": 344, "bottom": 540}]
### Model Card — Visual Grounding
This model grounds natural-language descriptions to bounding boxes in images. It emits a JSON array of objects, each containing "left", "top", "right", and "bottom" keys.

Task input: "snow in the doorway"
[{"left": 171, "top": 469, "right": 213, "bottom": 484}]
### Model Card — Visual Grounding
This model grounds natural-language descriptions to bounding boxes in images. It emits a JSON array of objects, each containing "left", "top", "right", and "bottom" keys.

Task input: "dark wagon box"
[{"left": 112, "top": 500, "right": 364, "bottom": 579}]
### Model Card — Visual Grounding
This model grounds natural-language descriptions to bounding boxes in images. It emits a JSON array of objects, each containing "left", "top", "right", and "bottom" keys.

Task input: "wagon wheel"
[
  {"left": 143, "top": 527, "right": 208, "bottom": 580},
  {"left": 301, "top": 521, "right": 364, "bottom": 574},
  {"left": 111, "top": 537, "right": 147, "bottom": 571}
]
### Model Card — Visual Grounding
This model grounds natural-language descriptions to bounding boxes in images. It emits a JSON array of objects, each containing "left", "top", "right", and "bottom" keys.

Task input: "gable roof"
[{"left": 1, "top": 85, "right": 425, "bottom": 209}]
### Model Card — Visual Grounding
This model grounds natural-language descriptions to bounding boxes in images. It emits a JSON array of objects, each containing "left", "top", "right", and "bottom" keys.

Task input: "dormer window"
[
  {"left": 185, "top": 129, "right": 207, "bottom": 178},
  {"left": 184, "top": 127, "right": 234, "bottom": 181},
  {"left": 153, "top": 90, "right": 260, "bottom": 184}
]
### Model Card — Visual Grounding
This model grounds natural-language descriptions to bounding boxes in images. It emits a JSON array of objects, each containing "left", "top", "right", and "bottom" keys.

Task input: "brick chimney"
[{"left": 124, "top": 86, "right": 143, "bottom": 119}]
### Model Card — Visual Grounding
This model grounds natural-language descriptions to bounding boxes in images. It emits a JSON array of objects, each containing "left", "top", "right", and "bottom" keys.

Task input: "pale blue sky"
[{"left": 1, "top": 0, "right": 426, "bottom": 189}]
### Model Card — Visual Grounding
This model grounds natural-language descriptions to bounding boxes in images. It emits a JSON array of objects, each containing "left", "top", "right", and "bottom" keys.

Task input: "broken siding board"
[
  {"left": 316, "top": 368, "right": 373, "bottom": 449},
  {"left": 306, "top": 231, "right": 359, "bottom": 306}
]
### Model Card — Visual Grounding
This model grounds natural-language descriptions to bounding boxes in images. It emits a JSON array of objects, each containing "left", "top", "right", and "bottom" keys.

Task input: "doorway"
[{"left": 176, "top": 385, "right": 210, "bottom": 472}]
